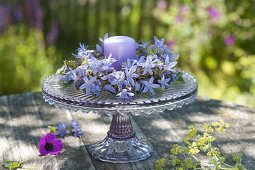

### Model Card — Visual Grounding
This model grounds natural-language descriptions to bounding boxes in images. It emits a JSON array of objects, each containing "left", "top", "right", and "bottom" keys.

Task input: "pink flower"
[
  {"left": 179, "top": 5, "right": 189, "bottom": 14},
  {"left": 175, "top": 15, "right": 184, "bottom": 22},
  {"left": 167, "top": 40, "right": 175, "bottom": 47},
  {"left": 224, "top": 34, "right": 235, "bottom": 46},
  {"left": 175, "top": 5, "right": 188, "bottom": 23},
  {"left": 39, "top": 133, "right": 63, "bottom": 156},
  {"left": 157, "top": 0, "right": 168, "bottom": 10},
  {"left": 207, "top": 6, "right": 220, "bottom": 22}
]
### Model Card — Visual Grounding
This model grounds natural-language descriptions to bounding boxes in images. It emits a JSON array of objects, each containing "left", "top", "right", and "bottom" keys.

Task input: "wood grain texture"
[{"left": 0, "top": 92, "right": 255, "bottom": 169}]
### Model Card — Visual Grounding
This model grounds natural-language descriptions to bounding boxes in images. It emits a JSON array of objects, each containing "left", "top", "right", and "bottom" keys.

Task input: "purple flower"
[
  {"left": 56, "top": 123, "right": 68, "bottom": 138},
  {"left": 46, "top": 21, "right": 59, "bottom": 45},
  {"left": 38, "top": 133, "right": 63, "bottom": 156},
  {"left": 0, "top": 5, "right": 11, "bottom": 31},
  {"left": 25, "top": 0, "right": 43, "bottom": 30},
  {"left": 224, "top": 34, "right": 235, "bottom": 46},
  {"left": 135, "top": 82, "right": 141, "bottom": 91},
  {"left": 171, "top": 73, "right": 178, "bottom": 81},
  {"left": 207, "top": 6, "right": 220, "bottom": 22},
  {"left": 102, "top": 54, "right": 117, "bottom": 69},
  {"left": 72, "top": 126, "right": 84, "bottom": 138},
  {"left": 141, "top": 77, "right": 160, "bottom": 95},
  {"left": 117, "top": 89, "right": 135, "bottom": 100},
  {"left": 75, "top": 66, "right": 88, "bottom": 77},
  {"left": 77, "top": 43, "right": 88, "bottom": 58},
  {"left": 139, "top": 55, "right": 159, "bottom": 75},
  {"left": 99, "top": 33, "right": 109, "bottom": 43},
  {"left": 152, "top": 36, "right": 165, "bottom": 50},
  {"left": 104, "top": 84, "right": 116, "bottom": 93},
  {"left": 138, "top": 41, "right": 150, "bottom": 49},
  {"left": 13, "top": 7, "right": 23, "bottom": 22},
  {"left": 71, "top": 120, "right": 80, "bottom": 128},
  {"left": 125, "top": 65, "right": 139, "bottom": 86},
  {"left": 88, "top": 57, "right": 102, "bottom": 74},
  {"left": 71, "top": 120, "right": 84, "bottom": 138},
  {"left": 125, "top": 59, "right": 136, "bottom": 69},
  {"left": 179, "top": 5, "right": 189, "bottom": 14},
  {"left": 61, "top": 69, "right": 76, "bottom": 83},
  {"left": 164, "top": 56, "right": 177, "bottom": 71},
  {"left": 96, "top": 33, "right": 109, "bottom": 53},
  {"left": 175, "top": 15, "right": 184, "bottom": 23},
  {"left": 157, "top": 0, "right": 168, "bottom": 10},
  {"left": 152, "top": 36, "right": 172, "bottom": 55},
  {"left": 109, "top": 71, "right": 128, "bottom": 91},
  {"left": 158, "top": 75, "right": 171, "bottom": 88},
  {"left": 80, "top": 77, "right": 101, "bottom": 96},
  {"left": 167, "top": 40, "right": 175, "bottom": 48},
  {"left": 138, "top": 41, "right": 150, "bottom": 54}
]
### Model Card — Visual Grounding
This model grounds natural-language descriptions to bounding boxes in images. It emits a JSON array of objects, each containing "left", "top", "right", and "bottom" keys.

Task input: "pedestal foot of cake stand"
[{"left": 88, "top": 113, "right": 152, "bottom": 163}]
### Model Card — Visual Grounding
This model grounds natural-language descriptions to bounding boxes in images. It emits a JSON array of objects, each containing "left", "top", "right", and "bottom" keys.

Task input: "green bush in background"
[
  {"left": 153, "top": 0, "right": 255, "bottom": 106},
  {"left": 0, "top": 26, "right": 54, "bottom": 95}
]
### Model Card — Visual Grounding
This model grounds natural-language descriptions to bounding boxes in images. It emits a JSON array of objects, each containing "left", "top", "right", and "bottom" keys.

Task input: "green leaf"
[
  {"left": 155, "top": 157, "right": 166, "bottom": 170},
  {"left": 56, "top": 68, "right": 63, "bottom": 75},
  {"left": 176, "top": 72, "right": 184, "bottom": 82},
  {"left": 183, "top": 157, "right": 196, "bottom": 169},
  {"left": 170, "top": 144, "right": 183, "bottom": 155},
  {"left": 232, "top": 153, "right": 242, "bottom": 164},
  {"left": 155, "top": 120, "right": 245, "bottom": 169},
  {"left": 64, "top": 60, "right": 76, "bottom": 69},
  {"left": 187, "top": 125, "right": 197, "bottom": 138},
  {"left": 2, "top": 161, "right": 23, "bottom": 170}
]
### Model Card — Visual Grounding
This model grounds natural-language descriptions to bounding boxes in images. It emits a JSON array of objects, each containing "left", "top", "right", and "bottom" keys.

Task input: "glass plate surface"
[{"left": 42, "top": 71, "right": 197, "bottom": 115}]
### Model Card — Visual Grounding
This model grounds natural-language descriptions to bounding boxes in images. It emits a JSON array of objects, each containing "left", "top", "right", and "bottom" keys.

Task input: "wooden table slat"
[{"left": 0, "top": 92, "right": 255, "bottom": 170}]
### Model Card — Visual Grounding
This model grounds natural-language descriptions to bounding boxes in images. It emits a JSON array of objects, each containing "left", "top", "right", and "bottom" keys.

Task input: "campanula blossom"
[{"left": 141, "top": 77, "right": 160, "bottom": 95}]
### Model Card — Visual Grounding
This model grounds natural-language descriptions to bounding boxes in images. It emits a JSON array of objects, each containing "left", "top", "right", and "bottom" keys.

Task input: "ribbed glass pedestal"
[
  {"left": 89, "top": 113, "right": 152, "bottom": 163},
  {"left": 42, "top": 71, "right": 197, "bottom": 163}
]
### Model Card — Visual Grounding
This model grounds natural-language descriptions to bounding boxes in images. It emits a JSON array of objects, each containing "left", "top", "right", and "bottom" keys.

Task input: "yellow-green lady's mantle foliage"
[{"left": 155, "top": 120, "right": 245, "bottom": 170}]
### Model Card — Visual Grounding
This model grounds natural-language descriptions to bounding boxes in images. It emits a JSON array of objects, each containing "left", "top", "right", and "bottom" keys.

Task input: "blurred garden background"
[{"left": 0, "top": 0, "right": 254, "bottom": 107}]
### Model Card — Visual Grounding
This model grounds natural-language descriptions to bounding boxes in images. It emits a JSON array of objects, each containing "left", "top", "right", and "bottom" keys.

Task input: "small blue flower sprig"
[
  {"left": 49, "top": 120, "right": 84, "bottom": 138},
  {"left": 58, "top": 34, "right": 183, "bottom": 100}
]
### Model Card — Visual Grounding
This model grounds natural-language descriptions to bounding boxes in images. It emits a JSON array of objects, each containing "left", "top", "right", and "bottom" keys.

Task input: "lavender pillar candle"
[{"left": 104, "top": 36, "right": 137, "bottom": 70}]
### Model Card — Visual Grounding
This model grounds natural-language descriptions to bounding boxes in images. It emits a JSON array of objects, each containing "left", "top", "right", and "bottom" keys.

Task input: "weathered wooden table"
[{"left": 0, "top": 92, "right": 255, "bottom": 170}]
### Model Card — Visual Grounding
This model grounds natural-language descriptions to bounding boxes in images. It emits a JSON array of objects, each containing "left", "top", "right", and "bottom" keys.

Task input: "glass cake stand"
[{"left": 42, "top": 71, "right": 197, "bottom": 163}]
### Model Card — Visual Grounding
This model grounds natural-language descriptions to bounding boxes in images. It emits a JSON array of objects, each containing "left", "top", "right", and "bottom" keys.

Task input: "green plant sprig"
[{"left": 155, "top": 120, "right": 245, "bottom": 170}]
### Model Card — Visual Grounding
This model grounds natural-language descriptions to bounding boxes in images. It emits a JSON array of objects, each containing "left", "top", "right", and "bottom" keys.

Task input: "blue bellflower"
[
  {"left": 109, "top": 71, "right": 128, "bottom": 91},
  {"left": 152, "top": 36, "right": 173, "bottom": 57},
  {"left": 117, "top": 89, "right": 135, "bottom": 100},
  {"left": 71, "top": 120, "right": 84, "bottom": 138},
  {"left": 103, "top": 84, "right": 116, "bottom": 93},
  {"left": 96, "top": 33, "right": 109, "bottom": 53},
  {"left": 72, "top": 126, "right": 84, "bottom": 138},
  {"left": 152, "top": 36, "right": 165, "bottom": 50},
  {"left": 164, "top": 56, "right": 177, "bottom": 72},
  {"left": 71, "top": 120, "right": 80, "bottom": 128},
  {"left": 101, "top": 54, "right": 117, "bottom": 69},
  {"left": 124, "top": 65, "right": 139, "bottom": 86},
  {"left": 138, "top": 40, "right": 150, "bottom": 54},
  {"left": 56, "top": 123, "right": 68, "bottom": 138},
  {"left": 62, "top": 69, "right": 79, "bottom": 83},
  {"left": 125, "top": 59, "right": 136, "bottom": 69},
  {"left": 158, "top": 75, "right": 171, "bottom": 88},
  {"left": 75, "top": 43, "right": 94, "bottom": 59},
  {"left": 80, "top": 77, "right": 101, "bottom": 96},
  {"left": 141, "top": 77, "right": 160, "bottom": 95},
  {"left": 140, "top": 55, "right": 159, "bottom": 75},
  {"left": 75, "top": 43, "right": 87, "bottom": 59}
]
